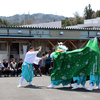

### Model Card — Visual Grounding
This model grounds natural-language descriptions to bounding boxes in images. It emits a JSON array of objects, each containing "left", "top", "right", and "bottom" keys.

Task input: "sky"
[{"left": 0, "top": 0, "right": 100, "bottom": 17}]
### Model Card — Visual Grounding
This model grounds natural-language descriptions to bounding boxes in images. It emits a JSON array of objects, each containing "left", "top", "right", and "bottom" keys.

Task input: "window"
[
  {"left": 0, "top": 43, "right": 7, "bottom": 51},
  {"left": 10, "top": 43, "right": 19, "bottom": 54}
]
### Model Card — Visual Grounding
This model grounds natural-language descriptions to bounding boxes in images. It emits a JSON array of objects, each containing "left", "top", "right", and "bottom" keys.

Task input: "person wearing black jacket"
[
  {"left": 33, "top": 63, "right": 42, "bottom": 76},
  {"left": 2, "top": 59, "right": 10, "bottom": 77},
  {"left": 0, "top": 63, "right": 2, "bottom": 77},
  {"left": 17, "top": 59, "right": 23, "bottom": 77},
  {"left": 44, "top": 50, "right": 51, "bottom": 75}
]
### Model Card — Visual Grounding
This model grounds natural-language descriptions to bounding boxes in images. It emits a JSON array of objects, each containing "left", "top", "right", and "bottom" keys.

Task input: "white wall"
[
  {"left": 0, "top": 54, "right": 7, "bottom": 63},
  {"left": 84, "top": 17, "right": 100, "bottom": 24},
  {"left": 23, "top": 21, "right": 62, "bottom": 28},
  {"left": 20, "top": 54, "right": 25, "bottom": 61}
]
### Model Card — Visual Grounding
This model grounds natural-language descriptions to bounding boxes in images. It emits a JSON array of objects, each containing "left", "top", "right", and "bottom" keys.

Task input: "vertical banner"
[{"left": 23, "top": 45, "right": 27, "bottom": 56}]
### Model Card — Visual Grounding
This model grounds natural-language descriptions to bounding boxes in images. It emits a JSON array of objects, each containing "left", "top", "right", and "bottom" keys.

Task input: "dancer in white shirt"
[{"left": 17, "top": 46, "right": 44, "bottom": 87}]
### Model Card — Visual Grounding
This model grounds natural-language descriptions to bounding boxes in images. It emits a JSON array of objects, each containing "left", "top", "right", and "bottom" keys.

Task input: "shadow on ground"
[
  {"left": 22, "top": 85, "right": 100, "bottom": 93},
  {"left": 55, "top": 87, "right": 100, "bottom": 93},
  {"left": 24, "top": 85, "right": 47, "bottom": 89}
]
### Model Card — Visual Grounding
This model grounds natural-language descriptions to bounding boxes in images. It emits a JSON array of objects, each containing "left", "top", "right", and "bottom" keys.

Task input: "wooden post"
[
  {"left": 69, "top": 41, "right": 77, "bottom": 49},
  {"left": 63, "top": 40, "right": 67, "bottom": 44},
  {"left": 19, "top": 43, "right": 21, "bottom": 59},
  {"left": 65, "top": 41, "right": 72, "bottom": 50},
  {"left": 35, "top": 39, "right": 37, "bottom": 49},
  {"left": 79, "top": 40, "right": 88, "bottom": 48},
  {"left": 43, "top": 41, "right": 51, "bottom": 50},
  {"left": 47, "top": 40, "right": 55, "bottom": 47},
  {"left": 7, "top": 41, "right": 10, "bottom": 62}
]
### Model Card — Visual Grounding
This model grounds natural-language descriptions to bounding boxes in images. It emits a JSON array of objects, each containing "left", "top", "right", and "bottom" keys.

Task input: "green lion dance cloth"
[{"left": 51, "top": 37, "right": 100, "bottom": 85}]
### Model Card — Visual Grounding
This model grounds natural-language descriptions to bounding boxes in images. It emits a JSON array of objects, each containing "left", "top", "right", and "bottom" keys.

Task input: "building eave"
[
  {"left": 0, "top": 25, "right": 100, "bottom": 31},
  {"left": 0, "top": 36, "right": 96, "bottom": 40}
]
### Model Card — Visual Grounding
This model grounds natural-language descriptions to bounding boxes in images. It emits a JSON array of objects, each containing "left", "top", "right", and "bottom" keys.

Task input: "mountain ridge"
[{"left": 0, "top": 13, "right": 66, "bottom": 24}]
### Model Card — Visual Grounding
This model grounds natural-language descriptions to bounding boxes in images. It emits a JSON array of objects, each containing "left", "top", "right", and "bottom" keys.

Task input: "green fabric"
[{"left": 51, "top": 38, "right": 100, "bottom": 82}]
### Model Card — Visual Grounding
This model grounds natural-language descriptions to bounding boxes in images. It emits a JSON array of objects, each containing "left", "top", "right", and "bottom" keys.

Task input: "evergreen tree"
[
  {"left": 62, "top": 17, "right": 72, "bottom": 27},
  {"left": 73, "top": 12, "right": 84, "bottom": 24},
  {"left": 3, "top": 20, "right": 8, "bottom": 26},
  {"left": 84, "top": 4, "right": 94, "bottom": 19},
  {"left": 0, "top": 18, "right": 3, "bottom": 25},
  {"left": 96, "top": 10, "right": 100, "bottom": 17},
  {"left": 20, "top": 18, "right": 34, "bottom": 25}
]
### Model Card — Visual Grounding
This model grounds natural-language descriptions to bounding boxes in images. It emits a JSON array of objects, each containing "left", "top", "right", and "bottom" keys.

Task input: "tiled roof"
[{"left": 0, "top": 25, "right": 100, "bottom": 31}]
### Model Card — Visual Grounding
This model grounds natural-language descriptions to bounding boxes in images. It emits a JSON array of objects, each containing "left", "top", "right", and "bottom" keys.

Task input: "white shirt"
[
  {"left": 10, "top": 62, "right": 17, "bottom": 70},
  {"left": 24, "top": 51, "right": 41, "bottom": 64}
]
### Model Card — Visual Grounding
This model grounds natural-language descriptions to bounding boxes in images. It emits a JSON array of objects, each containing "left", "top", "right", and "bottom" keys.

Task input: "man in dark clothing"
[
  {"left": 33, "top": 63, "right": 42, "bottom": 76},
  {"left": 17, "top": 59, "right": 23, "bottom": 77},
  {"left": 0, "top": 63, "right": 2, "bottom": 77},
  {"left": 40, "top": 52, "right": 46, "bottom": 74},
  {"left": 2, "top": 59, "right": 10, "bottom": 77},
  {"left": 44, "top": 50, "right": 51, "bottom": 75}
]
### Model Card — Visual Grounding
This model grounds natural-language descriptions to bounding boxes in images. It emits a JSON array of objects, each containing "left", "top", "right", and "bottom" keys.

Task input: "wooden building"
[{"left": 0, "top": 25, "right": 100, "bottom": 62}]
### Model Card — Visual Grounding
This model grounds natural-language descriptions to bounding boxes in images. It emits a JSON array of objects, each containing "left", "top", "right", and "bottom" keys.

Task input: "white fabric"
[
  {"left": 10, "top": 62, "right": 17, "bottom": 70},
  {"left": 58, "top": 45, "right": 68, "bottom": 52},
  {"left": 33, "top": 57, "right": 42, "bottom": 65},
  {"left": 72, "top": 83, "right": 78, "bottom": 90},
  {"left": 50, "top": 52, "right": 55, "bottom": 59},
  {"left": 47, "top": 83, "right": 53, "bottom": 88},
  {"left": 23, "top": 45, "right": 27, "bottom": 56},
  {"left": 86, "top": 83, "right": 93, "bottom": 91},
  {"left": 11, "top": 62, "right": 17, "bottom": 68},
  {"left": 40, "top": 56, "right": 45, "bottom": 67},
  {"left": 82, "top": 85, "right": 85, "bottom": 89},
  {"left": 69, "top": 83, "right": 72, "bottom": 87},
  {"left": 99, "top": 83, "right": 100, "bottom": 88},
  {"left": 19, "top": 77, "right": 34, "bottom": 86},
  {"left": 28, "top": 82, "right": 34, "bottom": 86},
  {"left": 19, "top": 76, "right": 24, "bottom": 86},
  {"left": 24, "top": 51, "right": 41, "bottom": 64}
]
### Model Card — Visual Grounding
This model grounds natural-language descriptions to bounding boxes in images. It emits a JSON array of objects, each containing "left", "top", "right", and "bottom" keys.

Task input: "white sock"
[
  {"left": 29, "top": 82, "right": 32, "bottom": 85},
  {"left": 86, "top": 83, "right": 93, "bottom": 90},
  {"left": 69, "top": 83, "right": 72, "bottom": 87},
  {"left": 74, "top": 83, "right": 78, "bottom": 87},
  {"left": 98, "top": 83, "right": 100, "bottom": 88},
  {"left": 51, "top": 83, "right": 53, "bottom": 87},
  {"left": 72, "top": 83, "right": 78, "bottom": 89},
  {"left": 99, "top": 83, "right": 100, "bottom": 87},
  {"left": 82, "top": 85, "right": 85, "bottom": 88},
  {"left": 48, "top": 83, "right": 53, "bottom": 87},
  {"left": 19, "top": 76, "right": 24, "bottom": 86},
  {"left": 89, "top": 83, "right": 93, "bottom": 89}
]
